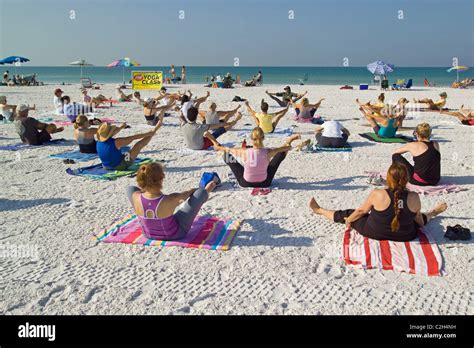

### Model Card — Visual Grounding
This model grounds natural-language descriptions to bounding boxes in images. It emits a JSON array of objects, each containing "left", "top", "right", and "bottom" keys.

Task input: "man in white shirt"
[
  {"left": 314, "top": 120, "right": 350, "bottom": 148},
  {"left": 180, "top": 91, "right": 210, "bottom": 120},
  {"left": 53, "top": 88, "right": 64, "bottom": 114}
]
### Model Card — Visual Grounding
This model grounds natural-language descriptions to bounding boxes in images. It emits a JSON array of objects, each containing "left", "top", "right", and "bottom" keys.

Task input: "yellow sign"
[{"left": 132, "top": 71, "right": 163, "bottom": 90}]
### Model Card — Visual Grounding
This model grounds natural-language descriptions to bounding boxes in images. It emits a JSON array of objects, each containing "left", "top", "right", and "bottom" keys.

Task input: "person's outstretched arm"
[
  {"left": 270, "top": 105, "right": 290, "bottom": 117},
  {"left": 345, "top": 190, "right": 376, "bottom": 228},
  {"left": 245, "top": 101, "right": 259, "bottom": 124},
  {"left": 168, "top": 188, "right": 199, "bottom": 205},
  {"left": 392, "top": 143, "right": 412, "bottom": 155},
  {"left": 267, "top": 133, "right": 300, "bottom": 158}
]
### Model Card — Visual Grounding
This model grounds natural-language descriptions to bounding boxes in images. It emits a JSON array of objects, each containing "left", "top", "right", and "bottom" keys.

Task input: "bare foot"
[
  {"left": 295, "top": 139, "right": 311, "bottom": 151},
  {"left": 205, "top": 181, "right": 217, "bottom": 193},
  {"left": 309, "top": 197, "right": 321, "bottom": 214},
  {"left": 286, "top": 134, "right": 301, "bottom": 145},
  {"left": 430, "top": 202, "right": 448, "bottom": 217},
  {"left": 234, "top": 112, "right": 243, "bottom": 121}
]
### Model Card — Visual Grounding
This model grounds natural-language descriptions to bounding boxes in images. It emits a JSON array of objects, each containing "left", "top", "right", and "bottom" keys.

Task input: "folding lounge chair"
[
  {"left": 392, "top": 79, "right": 405, "bottom": 89},
  {"left": 80, "top": 77, "right": 95, "bottom": 89},
  {"left": 401, "top": 79, "right": 413, "bottom": 89}
]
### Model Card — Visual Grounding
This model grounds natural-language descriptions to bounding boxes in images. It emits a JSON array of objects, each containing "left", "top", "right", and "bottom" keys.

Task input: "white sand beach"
[{"left": 0, "top": 83, "right": 473, "bottom": 315}]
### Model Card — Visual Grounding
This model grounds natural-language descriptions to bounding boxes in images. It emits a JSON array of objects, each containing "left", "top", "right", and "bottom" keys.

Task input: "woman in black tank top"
[
  {"left": 309, "top": 163, "right": 448, "bottom": 242},
  {"left": 392, "top": 123, "right": 441, "bottom": 186}
]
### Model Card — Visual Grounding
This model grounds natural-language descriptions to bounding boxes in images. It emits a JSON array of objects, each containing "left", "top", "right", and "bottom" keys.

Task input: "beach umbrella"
[
  {"left": 367, "top": 60, "right": 395, "bottom": 75},
  {"left": 69, "top": 59, "right": 94, "bottom": 78},
  {"left": 0, "top": 56, "right": 30, "bottom": 75},
  {"left": 107, "top": 57, "right": 140, "bottom": 84},
  {"left": 447, "top": 65, "right": 469, "bottom": 82}
]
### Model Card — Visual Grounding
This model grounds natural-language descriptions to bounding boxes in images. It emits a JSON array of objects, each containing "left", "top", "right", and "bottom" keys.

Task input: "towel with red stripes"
[{"left": 343, "top": 227, "right": 443, "bottom": 276}]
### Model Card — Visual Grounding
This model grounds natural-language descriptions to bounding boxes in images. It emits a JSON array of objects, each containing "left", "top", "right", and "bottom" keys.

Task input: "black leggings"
[
  {"left": 316, "top": 133, "right": 348, "bottom": 147},
  {"left": 224, "top": 152, "right": 287, "bottom": 188},
  {"left": 333, "top": 209, "right": 427, "bottom": 241},
  {"left": 392, "top": 153, "right": 433, "bottom": 186}
]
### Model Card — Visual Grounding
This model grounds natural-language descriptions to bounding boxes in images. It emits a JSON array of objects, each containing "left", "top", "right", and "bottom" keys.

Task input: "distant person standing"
[
  {"left": 170, "top": 65, "right": 176, "bottom": 79},
  {"left": 3, "top": 70, "right": 9, "bottom": 82},
  {"left": 381, "top": 74, "right": 389, "bottom": 91},
  {"left": 181, "top": 66, "right": 186, "bottom": 84}
]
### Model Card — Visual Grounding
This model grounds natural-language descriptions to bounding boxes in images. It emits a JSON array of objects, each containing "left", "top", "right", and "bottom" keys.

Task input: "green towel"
[{"left": 359, "top": 132, "right": 413, "bottom": 143}]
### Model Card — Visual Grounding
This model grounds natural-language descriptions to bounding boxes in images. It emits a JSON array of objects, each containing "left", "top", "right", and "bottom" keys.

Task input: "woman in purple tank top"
[
  {"left": 126, "top": 162, "right": 217, "bottom": 240},
  {"left": 208, "top": 127, "right": 304, "bottom": 188}
]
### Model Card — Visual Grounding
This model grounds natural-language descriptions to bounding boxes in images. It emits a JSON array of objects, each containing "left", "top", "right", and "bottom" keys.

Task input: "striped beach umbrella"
[
  {"left": 447, "top": 65, "right": 469, "bottom": 82},
  {"left": 107, "top": 57, "right": 141, "bottom": 84}
]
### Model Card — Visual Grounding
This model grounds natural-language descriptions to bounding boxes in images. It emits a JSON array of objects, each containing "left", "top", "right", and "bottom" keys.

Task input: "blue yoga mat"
[
  {"left": 0, "top": 139, "right": 67, "bottom": 151},
  {"left": 237, "top": 127, "right": 293, "bottom": 138}
]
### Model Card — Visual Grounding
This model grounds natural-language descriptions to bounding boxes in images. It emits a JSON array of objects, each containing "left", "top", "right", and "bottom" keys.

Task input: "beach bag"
[{"left": 199, "top": 172, "right": 221, "bottom": 188}]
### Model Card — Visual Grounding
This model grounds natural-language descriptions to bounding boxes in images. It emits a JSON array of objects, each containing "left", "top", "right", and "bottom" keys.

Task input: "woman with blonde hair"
[
  {"left": 290, "top": 97, "right": 325, "bottom": 123},
  {"left": 392, "top": 123, "right": 441, "bottom": 186},
  {"left": 73, "top": 115, "right": 99, "bottom": 153},
  {"left": 309, "top": 163, "right": 447, "bottom": 241},
  {"left": 126, "top": 162, "right": 217, "bottom": 240},
  {"left": 208, "top": 127, "right": 301, "bottom": 187},
  {"left": 356, "top": 99, "right": 402, "bottom": 138}
]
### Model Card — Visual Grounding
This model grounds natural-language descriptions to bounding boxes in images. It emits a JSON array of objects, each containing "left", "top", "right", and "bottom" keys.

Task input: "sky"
[{"left": 0, "top": 0, "right": 473, "bottom": 67}]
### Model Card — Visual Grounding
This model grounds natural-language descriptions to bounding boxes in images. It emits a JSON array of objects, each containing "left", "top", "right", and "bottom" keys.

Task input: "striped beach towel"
[
  {"left": 343, "top": 228, "right": 443, "bottom": 276},
  {"left": 95, "top": 214, "right": 241, "bottom": 251},
  {"left": 366, "top": 170, "right": 462, "bottom": 196}
]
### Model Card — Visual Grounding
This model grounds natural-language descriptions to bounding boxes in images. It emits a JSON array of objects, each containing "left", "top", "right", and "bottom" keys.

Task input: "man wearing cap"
[
  {"left": 14, "top": 104, "right": 64, "bottom": 145},
  {"left": 96, "top": 117, "right": 163, "bottom": 170},
  {"left": 265, "top": 86, "right": 307, "bottom": 107},
  {"left": 0, "top": 95, "right": 33, "bottom": 122},
  {"left": 413, "top": 92, "right": 448, "bottom": 111},
  {"left": 53, "top": 88, "right": 64, "bottom": 114}
]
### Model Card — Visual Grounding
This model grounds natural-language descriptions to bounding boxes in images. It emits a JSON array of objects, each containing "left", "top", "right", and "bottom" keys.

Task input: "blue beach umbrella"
[
  {"left": 0, "top": 56, "right": 30, "bottom": 75},
  {"left": 367, "top": 60, "right": 395, "bottom": 75}
]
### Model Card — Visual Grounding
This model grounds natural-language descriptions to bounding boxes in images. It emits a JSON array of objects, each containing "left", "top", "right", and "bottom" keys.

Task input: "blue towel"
[
  {"left": 237, "top": 127, "right": 293, "bottom": 138},
  {"left": 0, "top": 139, "right": 67, "bottom": 151}
]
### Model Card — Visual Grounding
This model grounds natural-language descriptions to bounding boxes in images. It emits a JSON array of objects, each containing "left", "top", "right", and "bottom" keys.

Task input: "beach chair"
[
  {"left": 392, "top": 79, "right": 405, "bottom": 89},
  {"left": 401, "top": 79, "right": 413, "bottom": 89},
  {"left": 80, "top": 77, "right": 95, "bottom": 89}
]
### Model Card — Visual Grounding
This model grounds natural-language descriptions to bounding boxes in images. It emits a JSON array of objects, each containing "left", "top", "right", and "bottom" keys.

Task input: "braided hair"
[{"left": 386, "top": 163, "right": 409, "bottom": 232}]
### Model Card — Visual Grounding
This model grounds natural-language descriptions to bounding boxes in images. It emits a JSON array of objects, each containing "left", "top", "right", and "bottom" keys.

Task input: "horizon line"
[{"left": 2, "top": 65, "right": 463, "bottom": 69}]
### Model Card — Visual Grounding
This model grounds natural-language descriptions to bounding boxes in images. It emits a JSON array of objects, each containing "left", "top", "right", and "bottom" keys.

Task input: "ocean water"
[{"left": 1, "top": 66, "right": 469, "bottom": 87}]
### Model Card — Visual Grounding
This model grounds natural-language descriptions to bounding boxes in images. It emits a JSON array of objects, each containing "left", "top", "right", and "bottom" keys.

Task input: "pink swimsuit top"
[
  {"left": 137, "top": 194, "right": 180, "bottom": 240},
  {"left": 243, "top": 148, "right": 269, "bottom": 183}
]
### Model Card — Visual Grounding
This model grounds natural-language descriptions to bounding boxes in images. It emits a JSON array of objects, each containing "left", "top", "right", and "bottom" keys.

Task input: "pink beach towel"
[
  {"left": 366, "top": 171, "right": 462, "bottom": 196},
  {"left": 53, "top": 117, "right": 116, "bottom": 126},
  {"left": 94, "top": 214, "right": 241, "bottom": 251},
  {"left": 292, "top": 115, "right": 323, "bottom": 123},
  {"left": 343, "top": 227, "right": 443, "bottom": 276}
]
